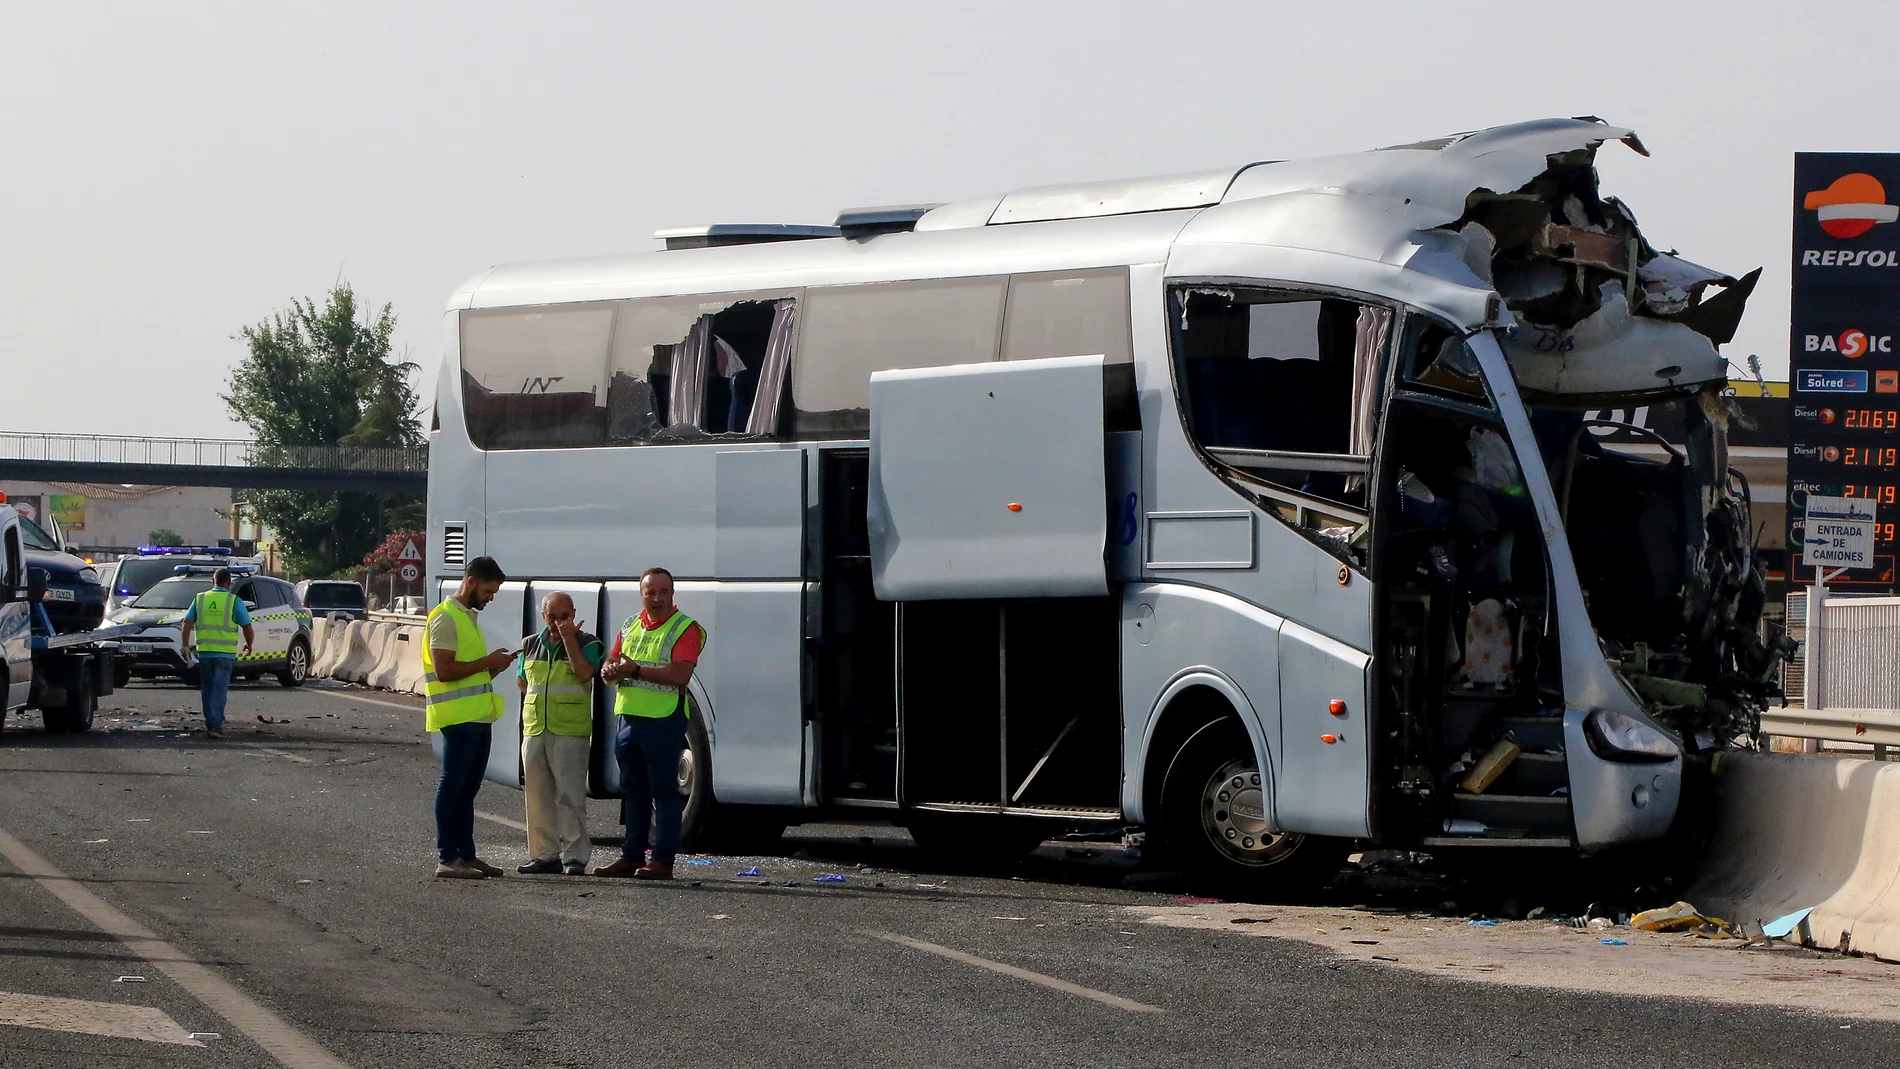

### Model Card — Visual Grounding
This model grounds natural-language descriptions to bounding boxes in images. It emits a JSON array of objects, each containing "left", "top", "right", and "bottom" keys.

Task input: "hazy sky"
[{"left": 6, "top": 2, "right": 1897, "bottom": 438}]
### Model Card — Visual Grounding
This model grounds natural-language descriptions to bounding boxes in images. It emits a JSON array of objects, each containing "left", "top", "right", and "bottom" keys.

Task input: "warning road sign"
[
  {"left": 1803, "top": 495, "right": 1877, "bottom": 568},
  {"left": 398, "top": 539, "right": 422, "bottom": 562}
]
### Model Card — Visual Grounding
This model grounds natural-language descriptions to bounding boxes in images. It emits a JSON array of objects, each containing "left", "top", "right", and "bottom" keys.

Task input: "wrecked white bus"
[{"left": 425, "top": 118, "right": 1787, "bottom": 892}]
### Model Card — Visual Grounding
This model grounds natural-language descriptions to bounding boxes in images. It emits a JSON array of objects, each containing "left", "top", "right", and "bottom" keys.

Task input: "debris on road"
[
  {"left": 815, "top": 874, "right": 846, "bottom": 883},
  {"left": 1761, "top": 907, "right": 1816, "bottom": 942},
  {"left": 114, "top": 976, "right": 146, "bottom": 983},
  {"left": 1600, "top": 939, "right": 1629, "bottom": 946},
  {"left": 735, "top": 866, "right": 762, "bottom": 877},
  {"left": 1467, "top": 920, "right": 1497, "bottom": 927}
]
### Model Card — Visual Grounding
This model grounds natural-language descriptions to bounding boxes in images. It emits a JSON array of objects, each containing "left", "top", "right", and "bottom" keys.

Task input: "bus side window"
[
  {"left": 1171, "top": 287, "right": 1393, "bottom": 513},
  {"left": 461, "top": 303, "right": 616, "bottom": 449},
  {"left": 792, "top": 277, "right": 1007, "bottom": 438},
  {"left": 1002, "top": 268, "right": 1132, "bottom": 365},
  {"left": 608, "top": 293, "right": 800, "bottom": 442}
]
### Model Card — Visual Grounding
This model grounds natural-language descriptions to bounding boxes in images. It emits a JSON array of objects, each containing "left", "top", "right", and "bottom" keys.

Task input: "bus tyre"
[
  {"left": 277, "top": 639, "right": 310, "bottom": 687},
  {"left": 1159, "top": 719, "right": 1345, "bottom": 899}
]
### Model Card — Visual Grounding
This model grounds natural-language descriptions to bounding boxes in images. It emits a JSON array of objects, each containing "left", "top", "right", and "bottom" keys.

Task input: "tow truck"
[{"left": 1, "top": 505, "right": 135, "bottom": 733}]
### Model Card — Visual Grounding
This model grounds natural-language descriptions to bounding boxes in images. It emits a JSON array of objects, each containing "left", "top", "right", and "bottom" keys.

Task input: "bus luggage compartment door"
[{"left": 868, "top": 354, "right": 1110, "bottom": 601}]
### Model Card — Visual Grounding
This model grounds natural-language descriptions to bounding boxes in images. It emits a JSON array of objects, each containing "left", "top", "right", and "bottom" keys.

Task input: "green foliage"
[
  {"left": 224, "top": 283, "right": 423, "bottom": 576},
  {"left": 146, "top": 528, "right": 184, "bottom": 546}
]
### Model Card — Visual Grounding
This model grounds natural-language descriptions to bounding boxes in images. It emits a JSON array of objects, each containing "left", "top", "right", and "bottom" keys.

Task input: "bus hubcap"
[{"left": 1200, "top": 758, "right": 1299, "bottom": 865}]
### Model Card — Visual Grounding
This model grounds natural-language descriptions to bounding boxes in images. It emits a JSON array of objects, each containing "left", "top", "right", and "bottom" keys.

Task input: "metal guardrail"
[
  {"left": 1761, "top": 708, "right": 1900, "bottom": 749},
  {"left": 0, "top": 432, "right": 425, "bottom": 473}
]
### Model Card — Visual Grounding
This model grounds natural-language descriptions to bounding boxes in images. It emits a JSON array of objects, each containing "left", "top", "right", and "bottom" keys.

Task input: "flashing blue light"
[
  {"left": 170, "top": 564, "right": 258, "bottom": 575},
  {"left": 136, "top": 545, "right": 233, "bottom": 556}
]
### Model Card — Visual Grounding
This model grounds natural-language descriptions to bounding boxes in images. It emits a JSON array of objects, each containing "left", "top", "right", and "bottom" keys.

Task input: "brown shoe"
[
  {"left": 592, "top": 857, "right": 644, "bottom": 877},
  {"left": 435, "top": 861, "right": 484, "bottom": 880},
  {"left": 466, "top": 857, "right": 504, "bottom": 877},
  {"left": 633, "top": 862, "right": 674, "bottom": 881}
]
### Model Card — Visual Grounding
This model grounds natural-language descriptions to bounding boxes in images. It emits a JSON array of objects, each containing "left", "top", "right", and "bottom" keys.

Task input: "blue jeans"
[
  {"left": 436, "top": 722, "right": 492, "bottom": 863},
  {"left": 616, "top": 711, "right": 687, "bottom": 865},
  {"left": 197, "top": 657, "right": 234, "bottom": 729}
]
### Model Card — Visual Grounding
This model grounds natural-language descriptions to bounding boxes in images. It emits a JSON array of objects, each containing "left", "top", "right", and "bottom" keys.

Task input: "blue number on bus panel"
[{"left": 1113, "top": 492, "right": 1140, "bottom": 546}]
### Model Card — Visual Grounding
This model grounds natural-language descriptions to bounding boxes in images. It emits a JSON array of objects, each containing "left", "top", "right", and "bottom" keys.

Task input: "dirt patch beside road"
[{"left": 1133, "top": 901, "right": 1900, "bottom": 1022}]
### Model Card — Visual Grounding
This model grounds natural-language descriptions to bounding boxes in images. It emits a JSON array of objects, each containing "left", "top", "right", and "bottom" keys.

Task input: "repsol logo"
[
  {"left": 1801, "top": 249, "right": 1900, "bottom": 266},
  {"left": 1805, "top": 330, "right": 1895, "bottom": 357}
]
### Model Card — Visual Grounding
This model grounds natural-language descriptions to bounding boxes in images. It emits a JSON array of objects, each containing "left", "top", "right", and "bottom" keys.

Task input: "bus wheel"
[{"left": 1159, "top": 719, "right": 1344, "bottom": 899}]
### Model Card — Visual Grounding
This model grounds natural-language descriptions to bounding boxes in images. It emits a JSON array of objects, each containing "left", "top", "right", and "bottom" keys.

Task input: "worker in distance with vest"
[
  {"left": 176, "top": 567, "right": 254, "bottom": 740},
  {"left": 423, "top": 556, "right": 519, "bottom": 880},
  {"left": 593, "top": 567, "right": 706, "bottom": 880},
  {"left": 515, "top": 591, "right": 603, "bottom": 875}
]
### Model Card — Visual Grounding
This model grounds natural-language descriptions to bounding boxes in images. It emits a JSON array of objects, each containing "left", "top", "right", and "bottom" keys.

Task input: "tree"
[
  {"left": 224, "top": 283, "right": 423, "bottom": 577},
  {"left": 360, "top": 529, "right": 426, "bottom": 603},
  {"left": 147, "top": 528, "right": 183, "bottom": 546}
]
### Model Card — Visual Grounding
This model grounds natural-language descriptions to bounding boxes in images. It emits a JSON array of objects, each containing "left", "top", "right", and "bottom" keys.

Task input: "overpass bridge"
[{"left": 0, "top": 432, "right": 427, "bottom": 494}]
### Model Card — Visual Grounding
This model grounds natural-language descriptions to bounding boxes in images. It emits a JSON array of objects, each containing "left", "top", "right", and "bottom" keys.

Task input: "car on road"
[
  {"left": 391, "top": 594, "right": 425, "bottom": 616},
  {"left": 110, "top": 571, "right": 314, "bottom": 687},
  {"left": 105, "top": 546, "right": 262, "bottom": 615},
  {"left": 295, "top": 579, "right": 369, "bottom": 622},
  {"left": 16, "top": 514, "right": 105, "bottom": 633}
]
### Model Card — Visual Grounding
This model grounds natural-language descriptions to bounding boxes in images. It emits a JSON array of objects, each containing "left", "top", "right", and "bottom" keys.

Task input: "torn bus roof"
[{"left": 1196, "top": 117, "right": 1756, "bottom": 401}]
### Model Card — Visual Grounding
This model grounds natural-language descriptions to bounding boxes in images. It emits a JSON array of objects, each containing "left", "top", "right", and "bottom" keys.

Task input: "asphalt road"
[{"left": 0, "top": 680, "right": 1893, "bottom": 1068}]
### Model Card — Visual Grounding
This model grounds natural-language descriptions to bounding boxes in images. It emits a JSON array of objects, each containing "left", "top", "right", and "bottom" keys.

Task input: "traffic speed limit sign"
[{"left": 399, "top": 563, "right": 420, "bottom": 583}]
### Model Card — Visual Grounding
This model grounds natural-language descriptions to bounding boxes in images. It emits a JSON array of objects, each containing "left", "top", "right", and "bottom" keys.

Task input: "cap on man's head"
[{"left": 465, "top": 556, "right": 506, "bottom": 583}]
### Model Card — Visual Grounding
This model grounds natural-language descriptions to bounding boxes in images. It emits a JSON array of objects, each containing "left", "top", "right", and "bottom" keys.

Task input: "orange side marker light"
[
  {"left": 1006, "top": 502, "right": 1023, "bottom": 512},
  {"left": 1328, "top": 699, "right": 1347, "bottom": 716},
  {"left": 1321, "top": 734, "right": 1338, "bottom": 745}
]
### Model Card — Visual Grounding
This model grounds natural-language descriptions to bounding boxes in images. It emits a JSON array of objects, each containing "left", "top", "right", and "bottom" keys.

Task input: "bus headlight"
[{"left": 1583, "top": 708, "right": 1679, "bottom": 763}]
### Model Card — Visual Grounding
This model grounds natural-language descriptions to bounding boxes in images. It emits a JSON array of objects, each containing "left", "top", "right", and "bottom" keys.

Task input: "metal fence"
[
  {"left": 0, "top": 432, "right": 425, "bottom": 473},
  {"left": 1768, "top": 591, "right": 1900, "bottom": 752}
]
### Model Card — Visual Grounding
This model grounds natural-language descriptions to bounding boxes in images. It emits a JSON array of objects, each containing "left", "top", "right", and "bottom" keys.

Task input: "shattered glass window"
[{"left": 461, "top": 291, "right": 799, "bottom": 448}]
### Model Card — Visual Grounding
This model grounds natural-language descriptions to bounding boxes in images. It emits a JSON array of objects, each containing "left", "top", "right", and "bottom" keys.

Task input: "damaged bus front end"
[
  {"left": 1170, "top": 118, "right": 1791, "bottom": 856},
  {"left": 1389, "top": 122, "right": 1791, "bottom": 850}
]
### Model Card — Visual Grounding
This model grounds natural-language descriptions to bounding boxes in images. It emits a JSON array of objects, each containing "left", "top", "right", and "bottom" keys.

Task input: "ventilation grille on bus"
[{"left": 442, "top": 523, "right": 467, "bottom": 568}]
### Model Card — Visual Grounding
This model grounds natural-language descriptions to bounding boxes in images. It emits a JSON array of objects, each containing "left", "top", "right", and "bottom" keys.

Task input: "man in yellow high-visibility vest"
[
  {"left": 514, "top": 591, "right": 603, "bottom": 875},
  {"left": 593, "top": 567, "right": 705, "bottom": 880},
  {"left": 177, "top": 568, "right": 255, "bottom": 740},
  {"left": 423, "top": 556, "right": 518, "bottom": 880}
]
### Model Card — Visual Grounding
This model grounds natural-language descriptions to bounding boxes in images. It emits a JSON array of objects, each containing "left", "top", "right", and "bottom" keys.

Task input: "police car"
[{"left": 107, "top": 560, "right": 315, "bottom": 686}]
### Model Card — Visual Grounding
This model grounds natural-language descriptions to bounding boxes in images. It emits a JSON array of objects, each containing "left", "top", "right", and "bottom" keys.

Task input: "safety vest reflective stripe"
[
  {"left": 421, "top": 599, "right": 503, "bottom": 732},
  {"left": 426, "top": 681, "right": 499, "bottom": 705},
  {"left": 613, "top": 611, "right": 697, "bottom": 719},
  {"left": 190, "top": 590, "right": 241, "bottom": 654}
]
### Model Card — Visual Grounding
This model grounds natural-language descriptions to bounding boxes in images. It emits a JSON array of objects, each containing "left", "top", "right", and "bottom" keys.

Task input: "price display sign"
[{"left": 1788, "top": 152, "right": 1900, "bottom": 589}]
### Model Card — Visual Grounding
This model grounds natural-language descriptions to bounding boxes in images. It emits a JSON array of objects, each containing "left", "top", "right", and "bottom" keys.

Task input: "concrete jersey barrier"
[{"left": 1691, "top": 752, "right": 1900, "bottom": 961}]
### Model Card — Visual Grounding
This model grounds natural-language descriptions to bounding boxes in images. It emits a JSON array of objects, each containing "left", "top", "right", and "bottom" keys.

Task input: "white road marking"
[
  {"left": 475, "top": 810, "right": 528, "bottom": 832},
  {"left": 864, "top": 930, "right": 1162, "bottom": 1014},
  {"left": 0, "top": 990, "right": 203, "bottom": 1047},
  {"left": 0, "top": 824, "right": 352, "bottom": 1068},
  {"left": 305, "top": 689, "right": 420, "bottom": 712},
  {"left": 235, "top": 747, "right": 314, "bottom": 765}
]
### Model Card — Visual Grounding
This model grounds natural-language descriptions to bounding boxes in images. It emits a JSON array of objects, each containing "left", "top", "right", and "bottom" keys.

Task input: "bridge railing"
[{"left": 0, "top": 432, "right": 426, "bottom": 472}]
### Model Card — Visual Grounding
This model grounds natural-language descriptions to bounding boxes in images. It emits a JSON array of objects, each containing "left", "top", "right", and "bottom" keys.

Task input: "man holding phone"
[{"left": 423, "top": 556, "right": 518, "bottom": 880}]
